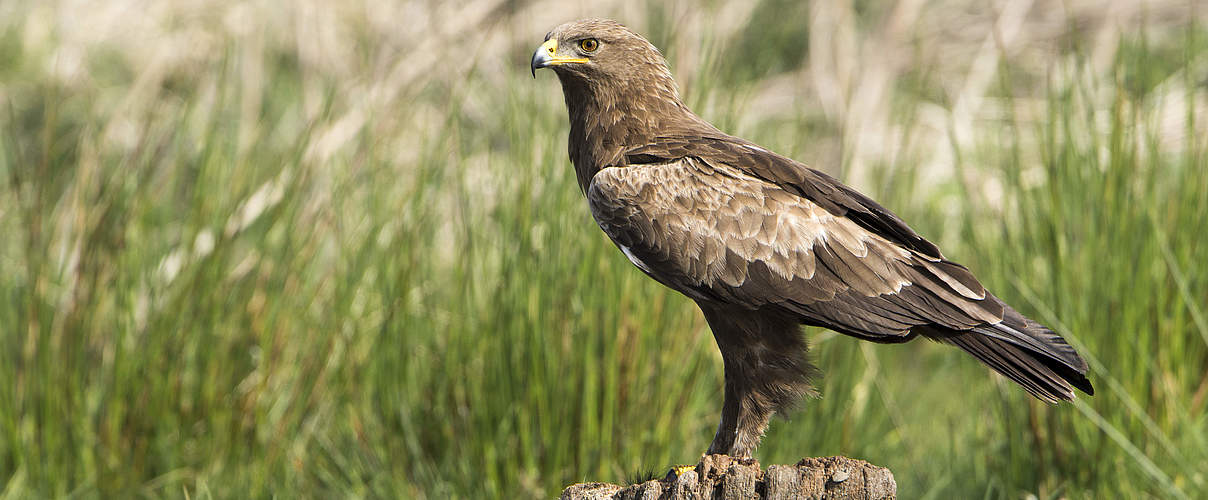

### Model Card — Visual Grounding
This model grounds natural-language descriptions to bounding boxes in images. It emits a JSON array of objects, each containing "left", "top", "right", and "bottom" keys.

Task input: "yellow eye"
[{"left": 579, "top": 38, "right": 599, "bottom": 52}]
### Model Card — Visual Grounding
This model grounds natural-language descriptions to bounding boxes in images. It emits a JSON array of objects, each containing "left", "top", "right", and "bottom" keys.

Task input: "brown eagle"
[{"left": 532, "top": 19, "right": 1092, "bottom": 458}]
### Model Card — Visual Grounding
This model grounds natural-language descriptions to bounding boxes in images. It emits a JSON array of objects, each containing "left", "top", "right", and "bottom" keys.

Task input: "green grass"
[{"left": 1, "top": 2, "right": 1206, "bottom": 498}]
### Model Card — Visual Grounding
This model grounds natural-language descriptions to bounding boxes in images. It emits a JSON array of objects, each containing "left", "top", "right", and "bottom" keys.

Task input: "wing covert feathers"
[
  {"left": 623, "top": 134, "right": 944, "bottom": 258},
  {"left": 587, "top": 159, "right": 1001, "bottom": 340}
]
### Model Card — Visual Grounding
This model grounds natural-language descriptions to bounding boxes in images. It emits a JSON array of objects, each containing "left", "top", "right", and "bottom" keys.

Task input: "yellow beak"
[{"left": 531, "top": 39, "right": 588, "bottom": 77}]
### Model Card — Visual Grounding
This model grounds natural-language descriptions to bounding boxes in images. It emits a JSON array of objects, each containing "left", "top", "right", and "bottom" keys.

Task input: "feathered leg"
[{"left": 699, "top": 304, "right": 818, "bottom": 458}]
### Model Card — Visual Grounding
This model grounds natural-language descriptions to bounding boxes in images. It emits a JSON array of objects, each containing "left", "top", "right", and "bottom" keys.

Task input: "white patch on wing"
[
  {"left": 620, "top": 245, "right": 652, "bottom": 273},
  {"left": 740, "top": 143, "right": 770, "bottom": 153}
]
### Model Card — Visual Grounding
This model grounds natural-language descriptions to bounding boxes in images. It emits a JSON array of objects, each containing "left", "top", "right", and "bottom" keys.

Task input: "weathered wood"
[{"left": 560, "top": 455, "right": 895, "bottom": 500}]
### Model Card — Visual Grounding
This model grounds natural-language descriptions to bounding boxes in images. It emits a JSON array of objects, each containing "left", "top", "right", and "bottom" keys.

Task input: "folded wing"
[{"left": 588, "top": 150, "right": 1091, "bottom": 399}]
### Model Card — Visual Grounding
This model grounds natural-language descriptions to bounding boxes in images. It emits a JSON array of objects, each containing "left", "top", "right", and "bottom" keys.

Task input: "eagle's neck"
[{"left": 558, "top": 71, "right": 697, "bottom": 192}]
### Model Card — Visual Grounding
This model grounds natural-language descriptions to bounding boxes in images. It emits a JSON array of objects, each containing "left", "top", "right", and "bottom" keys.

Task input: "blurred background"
[{"left": 1, "top": 0, "right": 1206, "bottom": 497}]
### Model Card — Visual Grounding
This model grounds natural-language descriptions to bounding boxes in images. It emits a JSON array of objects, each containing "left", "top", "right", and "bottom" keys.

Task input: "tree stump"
[{"left": 560, "top": 455, "right": 896, "bottom": 500}]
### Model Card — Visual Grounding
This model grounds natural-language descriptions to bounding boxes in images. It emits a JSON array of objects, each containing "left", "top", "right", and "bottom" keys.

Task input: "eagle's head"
[
  {"left": 531, "top": 19, "right": 681, "bottom": 106},
  {"left": 531, "top": 19, "right": 701, "bottom": 191}
]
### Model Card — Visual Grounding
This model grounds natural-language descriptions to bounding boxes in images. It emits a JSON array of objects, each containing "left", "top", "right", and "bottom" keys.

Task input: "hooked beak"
[{"left": 530, "top": 38, "right": 588, "bottom": 77}]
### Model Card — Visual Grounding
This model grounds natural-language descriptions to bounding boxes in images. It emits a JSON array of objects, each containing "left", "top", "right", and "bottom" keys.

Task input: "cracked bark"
[{"left": 560, "top": 455, "right": 896, "bottom": 500}]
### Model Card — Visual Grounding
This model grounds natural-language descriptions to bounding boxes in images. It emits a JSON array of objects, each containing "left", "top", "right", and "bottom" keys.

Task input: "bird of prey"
[{"left": 531, "top": 19, "right": 1093, "bottom": 459}]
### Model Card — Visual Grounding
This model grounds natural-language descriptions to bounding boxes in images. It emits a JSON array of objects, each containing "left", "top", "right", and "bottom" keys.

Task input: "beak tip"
[
  {"left": 530, "top": 39, "right": 556, "bottom": 79},
  {"left": 530, "top": 52, "right": 545, "bottom": 78}
]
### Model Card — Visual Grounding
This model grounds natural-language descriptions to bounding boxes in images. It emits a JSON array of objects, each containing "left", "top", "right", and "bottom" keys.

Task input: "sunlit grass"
[{"left": 1, "top": 1, "right": 1206, "bottom": 498}]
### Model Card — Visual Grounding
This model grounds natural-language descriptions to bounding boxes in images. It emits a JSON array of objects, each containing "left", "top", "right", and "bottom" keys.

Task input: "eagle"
[{"left": 531, "top": 19, "right": 1092, "bottom": 459}]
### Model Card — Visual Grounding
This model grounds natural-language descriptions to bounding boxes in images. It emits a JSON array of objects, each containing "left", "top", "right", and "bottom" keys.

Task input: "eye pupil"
[{"left": 581, "top": 39, "right": 598, "bottom": 52}]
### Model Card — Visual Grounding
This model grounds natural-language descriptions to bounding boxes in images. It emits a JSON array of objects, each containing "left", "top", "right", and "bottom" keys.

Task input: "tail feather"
[
  {"left": 945, "top": 317, "right": 1094, "bottom": 402},
  {"left": 993, "top": 302, "right": 1088, "bottom": 371}
]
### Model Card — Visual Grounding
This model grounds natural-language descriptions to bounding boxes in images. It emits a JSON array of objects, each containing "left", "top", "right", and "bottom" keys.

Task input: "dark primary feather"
[{"left": 951, "top": 301, "right": 1094, "bottom": 399}]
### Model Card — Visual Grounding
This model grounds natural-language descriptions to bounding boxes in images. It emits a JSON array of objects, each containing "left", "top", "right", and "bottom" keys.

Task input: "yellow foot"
[{"left": 664, "top": 464, "right": 696, "bottom": 480}]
